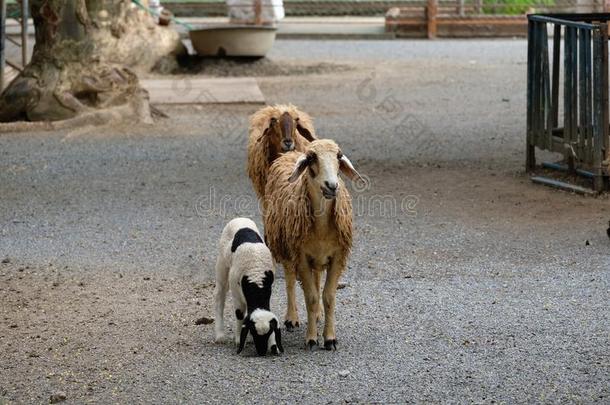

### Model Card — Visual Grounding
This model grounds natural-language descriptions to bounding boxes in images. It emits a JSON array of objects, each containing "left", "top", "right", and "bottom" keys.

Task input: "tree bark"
[{"left": 0, "top": 0, "right": 183, "bottom": 123}]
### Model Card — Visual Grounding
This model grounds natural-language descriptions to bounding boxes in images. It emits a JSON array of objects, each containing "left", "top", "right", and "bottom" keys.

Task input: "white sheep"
[
  {"left": 213, "top": 217, "right": 283, "bottom": 355},
  {"left": 263, "top": 139, "right": 363, "bottom": 350}
]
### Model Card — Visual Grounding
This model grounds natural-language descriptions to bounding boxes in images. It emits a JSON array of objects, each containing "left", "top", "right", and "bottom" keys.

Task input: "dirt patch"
[
  {"left": 167, "top": 55, "right": 353, "bottom": 77},
  {"left": 0, "top": 262, "right": 215, "bottom": 403}
]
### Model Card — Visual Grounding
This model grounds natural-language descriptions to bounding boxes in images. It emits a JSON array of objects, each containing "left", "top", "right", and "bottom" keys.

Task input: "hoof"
[
  {"left": 270, "top": 345, "right": 281, "bottom": 355},
  {"left": 307, "top": 339, "right": 318, "bottom": 351},
  {"left": 324, "top": 339, "right": 337, "bottom": 351},
  {"left": 284, "top": 320, "right": 299, "bottom": 331}
]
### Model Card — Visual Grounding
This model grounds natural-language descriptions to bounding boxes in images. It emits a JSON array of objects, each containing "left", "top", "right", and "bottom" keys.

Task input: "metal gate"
[{"left": 527, "top": 13, "right": 610, "bottom": 192}]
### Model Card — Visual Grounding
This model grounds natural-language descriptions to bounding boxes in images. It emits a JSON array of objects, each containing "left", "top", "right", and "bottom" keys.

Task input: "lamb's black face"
[
  {"left": 251, "top": 326, "right": 273, "bottom": 356},
  {"left": 238, "top": 313, "right": 283, "bottom": 356}
]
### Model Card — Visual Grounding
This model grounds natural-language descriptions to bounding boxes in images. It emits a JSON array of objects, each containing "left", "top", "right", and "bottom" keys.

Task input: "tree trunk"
[{"left": 0, "top": 0, "right": 183, "bottom": 123}]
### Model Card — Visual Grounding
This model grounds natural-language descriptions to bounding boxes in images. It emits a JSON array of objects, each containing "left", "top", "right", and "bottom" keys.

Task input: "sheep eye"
[
  {"left": 270, "top": 117, "right": 277, "bottom": 124},
  {"left": 337, "top": 151, "right": 343, "bottom": 159}
]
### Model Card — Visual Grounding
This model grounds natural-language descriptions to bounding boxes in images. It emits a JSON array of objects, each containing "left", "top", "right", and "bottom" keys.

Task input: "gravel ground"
[{"left": 1, "top": 39, "right": 609, "bottom": 404}]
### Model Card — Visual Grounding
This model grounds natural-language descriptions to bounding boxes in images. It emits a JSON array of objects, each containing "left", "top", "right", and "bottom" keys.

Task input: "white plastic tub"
[{"left": 189, "top": 26, "right": 277, "bottom": 57}]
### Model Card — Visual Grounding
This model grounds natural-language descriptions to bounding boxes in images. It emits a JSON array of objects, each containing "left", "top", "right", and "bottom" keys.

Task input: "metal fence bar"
[
  {"left": 578, "top": 28, "right": 587, "bottom": 160},
  {"left": 595, "top": 23, "right": 610, "bottom": 191},
  {"left": 580, "top": 30, "right": 593, "bottom": 164},
  {"left": 0, "top": 0, "right": 5, "bottom": 93},
  {"left": 565, "top": 26, "right": 579, "bottom": 170},
  {"left": 529, "top": 14, "right": 597, "bottom": 29},
  {"left": 542, "top": 24, "right": 553, "bottom": 150},
  {"left": 551, "top": 24, "right": 561, "bottom": 128},
  {"left": 582, "top": 28, "right": 594, "bottom": 164},
  {"left": 532, "top": 21, "right": 539, "bottom": 149},
  {"left": 526, "top": 19, "right": 536, "bottom": 171},
  {"left": 21, "top": 0, "right": 27, "bottom": 68},
  {"left": 592, "top": 24, "right": 608, "bottom": 190}
]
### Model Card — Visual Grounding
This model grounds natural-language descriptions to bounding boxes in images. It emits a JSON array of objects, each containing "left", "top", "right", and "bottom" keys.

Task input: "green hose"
[{"left": 131, "top": 0, "right": 193, "bottom": 30}]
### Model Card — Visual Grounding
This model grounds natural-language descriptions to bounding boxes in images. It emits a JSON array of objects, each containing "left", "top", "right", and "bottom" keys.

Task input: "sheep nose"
[
  {"left": 324, "top": 181, "right": 337, "bottom": 191},
  {"left": 282, "top": 140, "right": 294, "bottom": 151}
]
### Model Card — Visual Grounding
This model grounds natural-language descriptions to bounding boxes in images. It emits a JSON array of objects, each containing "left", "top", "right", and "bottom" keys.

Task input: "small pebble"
[
  {"left": 338, "top": 370, "right": 350, "bottom": 378},
  {"left": 1, "top": 258, "right": 10, "bottom": 264},
  {"left": 195, "top": 316, "right": 214, "bottom": 325},
  {"left": 337, "top": 282, "right": 348, "bottom": 290},
  {"left": 49, "top": 392, "right": 67, "bottom": 403}
]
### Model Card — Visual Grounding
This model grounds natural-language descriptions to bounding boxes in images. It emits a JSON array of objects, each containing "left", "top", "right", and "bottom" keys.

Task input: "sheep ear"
[
  {"left": 256, "top": 127, "right": 270, "bottom": 143},
  {"left": 296, "top": 123, "right": 315, "bottom": 142},
  {"left": 237, "top": 324, "right": 249, "bottom": 354},
  {"left": 288, "top": 154, "right": 309, "bottom": 183},
  {"left": 339, "top": 155, "right": 364, "bottom": 183}
]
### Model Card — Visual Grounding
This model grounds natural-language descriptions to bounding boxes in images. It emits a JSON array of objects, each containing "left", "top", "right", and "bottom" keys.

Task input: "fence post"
[
  {"left": 457, "top": 0, "right": 464, "bottom": 16},
  {"left": 0, "top": 0, "right": 6, "bottom": 93},
  {"left": 427, "top": 0, "right": 437, "bottom": 39}
]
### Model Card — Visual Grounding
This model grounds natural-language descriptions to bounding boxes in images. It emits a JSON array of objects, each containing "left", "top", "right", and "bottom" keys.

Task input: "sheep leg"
[
  {"left": 313, "top": 270, "right": 323, "bottom": 323},
  {"left": 231, "top": 288, "right": 247, "bottom": 345},
  {"left": 322, "top": 257, "right": 344, "bottom": 350},
  {"left": 284, "top": 268, "right": 300, "bottom": 331},
  {"left": 213, "top": 258, "right": 229, "bottom": 342},
  {"left": 298, "top": 263, "right": 320, "bottom": 349}
]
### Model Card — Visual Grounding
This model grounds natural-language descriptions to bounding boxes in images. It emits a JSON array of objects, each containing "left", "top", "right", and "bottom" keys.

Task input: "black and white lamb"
[{"left": 213, "top": 217, "right": 283, "bottom": 356}]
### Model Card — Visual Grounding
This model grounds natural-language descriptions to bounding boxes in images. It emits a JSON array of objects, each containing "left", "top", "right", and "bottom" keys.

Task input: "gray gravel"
[{"left": 1, "top": 39, "right": 609, "bottom": 403}]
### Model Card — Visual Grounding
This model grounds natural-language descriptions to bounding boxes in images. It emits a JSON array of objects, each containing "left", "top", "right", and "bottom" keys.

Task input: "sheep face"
[
  {"left": 238, "top": 309, "right": 283, "bottom": 356},
  {"left": 288, "top": 139, "right": 363, "bottom": 200},
  {"left": 260, "top": 109, "right": 315, "bottom": 154}
]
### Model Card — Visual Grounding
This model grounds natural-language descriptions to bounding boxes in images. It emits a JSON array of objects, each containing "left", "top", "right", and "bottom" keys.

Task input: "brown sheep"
[
  {"left": 247, "top": 104, "right": 316, "bottom": 200},
  {"left": 263, "top": 139, "right": 363, "bottom": 350}
]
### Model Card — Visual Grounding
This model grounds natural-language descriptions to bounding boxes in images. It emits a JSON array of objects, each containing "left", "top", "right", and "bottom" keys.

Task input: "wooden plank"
[{"left": 140, "top": 77, "right": 265, "bottom": 104}]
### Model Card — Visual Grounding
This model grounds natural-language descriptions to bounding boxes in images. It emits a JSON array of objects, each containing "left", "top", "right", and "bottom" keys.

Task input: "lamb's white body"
[{"left": 213, "top": 218, "right": 282, "bottom": 355}]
